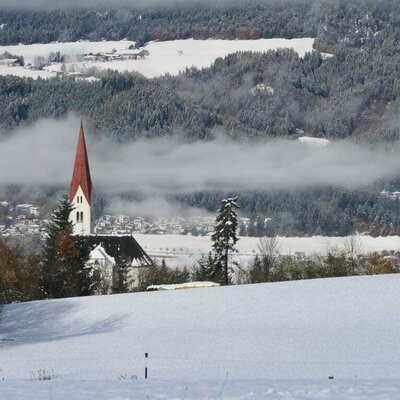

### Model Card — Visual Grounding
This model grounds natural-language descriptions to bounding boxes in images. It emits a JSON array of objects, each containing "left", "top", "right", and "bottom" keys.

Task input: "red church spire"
[{"left": 69, "top": 119, "right": 93, "bottom": 205}]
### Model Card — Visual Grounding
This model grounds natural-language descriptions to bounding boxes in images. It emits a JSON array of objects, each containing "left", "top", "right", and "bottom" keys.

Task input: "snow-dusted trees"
[
  {"left": 41, "top": 195, "right": 91, "bottom": 299},
  {"left": 212, "top": 196, "right": 240, "bottom": 285}
]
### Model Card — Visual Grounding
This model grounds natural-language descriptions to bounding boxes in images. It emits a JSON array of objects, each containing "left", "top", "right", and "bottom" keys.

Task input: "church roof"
[
  {"left": 90, "top": 245, "right": 116, "bottom": 265},
  {"left": 85, "top": 235, "right": 153, "bottom": 267},
  {"left": 70, "top": 120, "right": 93, "bottom": 205}
]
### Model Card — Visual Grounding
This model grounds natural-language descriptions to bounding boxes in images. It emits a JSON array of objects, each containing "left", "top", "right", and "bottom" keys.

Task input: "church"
[{"left": 68, "top": 120, "right": 153, "bottom": 290}]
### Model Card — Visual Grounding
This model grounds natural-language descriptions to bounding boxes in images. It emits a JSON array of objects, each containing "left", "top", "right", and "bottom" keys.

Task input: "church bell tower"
[{"left": 69, "top": 119, "right": 93, "bottom": 236}]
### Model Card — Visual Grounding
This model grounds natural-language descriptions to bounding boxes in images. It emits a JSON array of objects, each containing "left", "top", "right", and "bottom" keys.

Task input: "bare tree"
[
  {"left": 256, "top": 235, "right": 281, "bottom": 282},
  {"left": 343, "top": 235, "right": 363, "bottom": 274},
  {"left": 343, "top": 234, "right": 362, "bottom": 255}
]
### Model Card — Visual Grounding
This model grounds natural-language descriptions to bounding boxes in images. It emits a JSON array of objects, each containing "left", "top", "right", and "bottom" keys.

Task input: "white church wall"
[{"left": 69, "top": 185, "right": 92, "bottom": 236}]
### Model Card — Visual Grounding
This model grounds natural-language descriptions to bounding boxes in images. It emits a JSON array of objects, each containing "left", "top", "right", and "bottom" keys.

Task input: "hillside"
[
  {"left": 2, "top": 1, "right": 400, "bottom": 237},
  {"left": 1, "top": 275, "right": 400, "bottom": 398}
]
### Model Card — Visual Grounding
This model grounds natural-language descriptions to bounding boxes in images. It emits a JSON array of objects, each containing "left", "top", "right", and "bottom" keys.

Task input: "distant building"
[
  {"left": 15, "top": 204, "right": 33, "bottom": 215},
  {"left": 0, "top": 58, "right": 19, "bottom": 67}
]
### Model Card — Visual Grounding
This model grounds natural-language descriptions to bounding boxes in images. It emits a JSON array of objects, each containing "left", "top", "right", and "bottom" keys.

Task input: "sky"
[
  {"left": 0, "top": 0, "right": 310, "bottom": 11},
  {"left": 0, "top": 116, "right": 399, "bottom": 216}
]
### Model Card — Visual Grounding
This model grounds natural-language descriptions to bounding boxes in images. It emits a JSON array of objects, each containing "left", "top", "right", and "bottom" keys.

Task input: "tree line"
[
  {"left": 1, "top": 195, "right": 398, "bottom": 308},
  {"left": 0, "top": 1, "right": 316, "bottom": 46},
  {"left": 0, "top": 0, "right": 396, "bottom": 49}
]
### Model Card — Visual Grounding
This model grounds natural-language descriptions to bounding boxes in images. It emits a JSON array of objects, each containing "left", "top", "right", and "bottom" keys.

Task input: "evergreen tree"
[
  {"left": 192, "top": 252, "right": 222, "bottom": 282},
  {"left": 247, "top": 215, "right": 257, "bottom": 237},
  {"left": 248, "top": 255, "right": 263, "bottom": 283},
  {"left": 239, "top": 221, "right": 247, "bottom": 237},
  {"left": 255, "top": 215, "right": 265, "bottom": 237},
  {"left": 41, "top": 195, "right": 91, "bottom": 298},
  {"left": 211, "top": 196, "right": 240, "bottom": 285},
  {"left": 112, "top": 257, "right": 131, "bottom": 294}
]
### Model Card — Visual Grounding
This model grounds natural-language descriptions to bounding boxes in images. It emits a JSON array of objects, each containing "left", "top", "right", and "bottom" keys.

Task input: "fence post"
[{"left": 145, "top": 352, "right": 148, "bottom": 379}]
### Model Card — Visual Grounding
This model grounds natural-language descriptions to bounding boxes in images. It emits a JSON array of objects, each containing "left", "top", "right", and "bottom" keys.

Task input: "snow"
[
  {"left": 80, "top": 38, "right": 315, "bottom": 78},
  {"left": 1, "top": 274, "right": 400, "bottom": 398},
  {"left": 0, "top": 40, "right": 134, "bottom": 65},
  {"left": 321, "top": 52, "right": 334, "bottom": 60},
  {"left": 0, "top": 65, "right": 55, "bottom": 79},
  {"left": 89, "top": 245, "right": 115, "bottom": 265},
  {"left": 1, "top": 379, "right": 400, "bottom": 399},
  {"left": 298, "top": 136, "right": 331, "bottom": 147},
  {"left": 147, "top": 281, "right": 220, "bottom": 291},
  {"left": 0, "top": 38, "right": 315, "bottom": 79},
  {"left": 251, "top": 83, "right": 275, "bottom": 94},
  {"left": 137, "top": 234, "right": 400, "bottom": 268}
]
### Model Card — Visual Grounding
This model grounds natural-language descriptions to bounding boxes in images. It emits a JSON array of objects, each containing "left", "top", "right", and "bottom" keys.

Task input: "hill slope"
[{"left": 1, "top": 275, "right": 400, "bottom": 398}]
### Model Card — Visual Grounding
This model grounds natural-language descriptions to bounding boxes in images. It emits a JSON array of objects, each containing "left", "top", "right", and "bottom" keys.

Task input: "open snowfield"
[
  {"left": 1, "top": 275, "right": 400, "bottom": 398},
  {"left": 0, "top": 38, "right": 315, "bottom": 79},
  {"left": 83, "top": 38, "right": 315, "bottom": 78},
  {"left": 137, "top": 234, "right": 400, "bottom": 267}
]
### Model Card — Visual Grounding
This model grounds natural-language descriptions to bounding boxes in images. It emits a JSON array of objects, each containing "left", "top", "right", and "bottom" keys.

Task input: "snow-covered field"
[
  {"left": 0, "top": 40, "right": 133, "bottom": 79},
  {"left": 0, "top": 40, "right": 132, "bottom": 63},
  {"left": 137, "top": 234, "right": 400, "bottom": 267},
  {"left": 1, "top": 275, "right": 400, "bottom": 398},
  {"left": 0, "top": 38, "right": 315, "bottom": 79},
  {"left": 1, "top": 379, "right": 400, "bottom": 399}
]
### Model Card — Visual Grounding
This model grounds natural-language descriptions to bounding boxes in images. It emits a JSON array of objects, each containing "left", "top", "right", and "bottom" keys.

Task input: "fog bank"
[{"left": 0, "top": 116, "right": 399, "bottom": 215}]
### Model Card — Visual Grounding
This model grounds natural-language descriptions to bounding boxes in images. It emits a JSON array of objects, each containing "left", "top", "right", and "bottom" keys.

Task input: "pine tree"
[
  {"left": 192, "top": 252, "right": 222, "bottom": 282},
  {"left": 247, "top": 215, "right": 256, "bottom": 237},
  {"left": 41, "top": 195, "right": 91, "bottom": 298},
  {"left": 211, "top": 196, "right": 240, "bottom": 285},
  {"left": 112, "top": 257, "right": 131, "bottom": 294},
  {"left": 255, "top": 215, "right": 265, "bottom": 237}
]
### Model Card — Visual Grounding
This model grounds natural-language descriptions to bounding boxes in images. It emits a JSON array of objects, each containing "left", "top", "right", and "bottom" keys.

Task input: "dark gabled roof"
[{"left": 85, "top": 235, "right": 153, "bottom": 266}]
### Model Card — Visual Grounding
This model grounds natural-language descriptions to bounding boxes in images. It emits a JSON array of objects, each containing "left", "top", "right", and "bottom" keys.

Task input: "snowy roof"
[
  {"left": 147, "top": 281, "right": 220, "bottom": 291},
  {"left": 16, "top": 203, "right": 33, "bottom": 208},
  {"left": 89, "top": 245, "right": 115, "bottom": 265},
  {"left": 298, "top": 136, "right": 331, "bottom": 147}
]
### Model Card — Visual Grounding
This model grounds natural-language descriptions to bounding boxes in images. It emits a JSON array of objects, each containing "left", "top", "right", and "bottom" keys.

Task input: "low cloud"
[
  {"left": 0, "top": 116, "right": 399, "bottom": 215},
  {"left": 109, "top": 197, "right": 212, "bottom": 218}
]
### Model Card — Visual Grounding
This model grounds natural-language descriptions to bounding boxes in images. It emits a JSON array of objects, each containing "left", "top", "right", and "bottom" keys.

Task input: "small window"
[
  {"left": 76, "top": 211, "right": 80, "bottom": 222},
  {"left": 80, "top": 212, "right": 84, "bottom": 223}
]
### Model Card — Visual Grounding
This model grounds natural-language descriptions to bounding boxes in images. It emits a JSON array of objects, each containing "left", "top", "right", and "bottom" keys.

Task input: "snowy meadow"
[
  {"left": 137, "top": 234, "right": 400, "bottom": 267},
  {"left": 0, "top": 38, "right": 315, "bottom": 79},
  {"left": 1, "top": 275, "right": 400, "bottom": 398}
]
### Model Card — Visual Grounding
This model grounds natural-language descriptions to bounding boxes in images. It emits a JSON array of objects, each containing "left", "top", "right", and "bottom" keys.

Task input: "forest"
[
  {"left": 1, "top": 0, "right": 400, "bottom": 236},
  {"left": 0, "top": 1, "right": 317, "bottom": 46}
]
